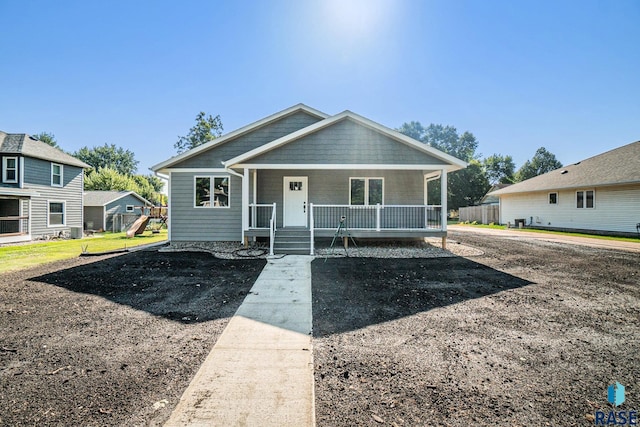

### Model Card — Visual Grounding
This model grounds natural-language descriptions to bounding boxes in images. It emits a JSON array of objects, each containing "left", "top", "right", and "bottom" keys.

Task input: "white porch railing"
[
  {"left": 268, "top": 203, "right": 276, "bottom": 256},
  {"left": 311, "top": 204, "right": 443, "bottom": 230},
  {"left": 249, "top": 203, "right": 275, "bottom": 229}
]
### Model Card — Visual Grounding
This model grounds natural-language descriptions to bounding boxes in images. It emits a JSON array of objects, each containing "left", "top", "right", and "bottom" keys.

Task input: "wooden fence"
[{"left": 459, "top": 205, "right": 499, "bottom": 224}]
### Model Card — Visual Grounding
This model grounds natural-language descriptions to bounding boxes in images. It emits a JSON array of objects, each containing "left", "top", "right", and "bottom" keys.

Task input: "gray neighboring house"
[
  {"left": 83, "top": 191, "right": 152, "bottom": 232},
  {"left": 490, "top": 140, "right": 640, "bottom": 235},
  {"left": 152, "top": 104, "right": 467, "bottom": 254},
  {"left": 0, "top": 131, "right": 90, "bottom": 243}
]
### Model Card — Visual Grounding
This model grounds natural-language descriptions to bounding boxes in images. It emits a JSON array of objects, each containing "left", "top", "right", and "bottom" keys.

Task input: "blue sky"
[{"left": 1, "top": 0, "right": 638, "bottom": 174}]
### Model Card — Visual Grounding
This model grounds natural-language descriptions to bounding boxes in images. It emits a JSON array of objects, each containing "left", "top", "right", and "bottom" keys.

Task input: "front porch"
[
  {"left": 245, "top": 203, "right": 447, "bottom": 255},
  {"left": 0, "top": 197, "right": 31, "bottom": 244}
]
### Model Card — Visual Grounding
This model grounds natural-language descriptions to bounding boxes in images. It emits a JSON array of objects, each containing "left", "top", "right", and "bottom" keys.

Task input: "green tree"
[
  {"left": 398, "top": 121, "right": 489, "bottom": 210},
  {"left": 483, "top": 154, "right": 516, "bottom": 184},
  {"left": 138, "top": 174, "right": 165, "bottom": 193},
  {"left": 84, "top": 167, "right": 141, "bottom": 192},
  {"left": 84, "top": 168, "right": 163, "bottom": 205},
  {"left": 132, "top": 175, "right": 163, "bottom": 205},
  {"left": 33, "top": 132, "right": 59, "bottom": 148},
  {"left": 515, "top": 147, "right": 563, "bottom": 182},
  {"left": 175, "top": 112, "right": 223, "bottom": 154},
  {"left": 73, "top": 144, "right": 139, "bottom": 175}
]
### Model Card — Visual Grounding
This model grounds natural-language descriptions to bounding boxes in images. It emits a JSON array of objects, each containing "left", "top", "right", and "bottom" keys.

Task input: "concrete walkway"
[{"left": 164, "top": 255, "right": 315, "bottom": 427}]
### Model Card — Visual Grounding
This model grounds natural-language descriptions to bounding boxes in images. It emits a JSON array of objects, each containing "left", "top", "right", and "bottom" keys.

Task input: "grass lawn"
[{"left": 0, "top": 230, "right": 167, "bottom": 274}]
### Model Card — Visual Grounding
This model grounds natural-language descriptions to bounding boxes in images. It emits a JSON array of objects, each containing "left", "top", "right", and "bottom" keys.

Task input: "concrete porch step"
[{"left": 274, "top": 228, "right": 311, "bottom": 255}]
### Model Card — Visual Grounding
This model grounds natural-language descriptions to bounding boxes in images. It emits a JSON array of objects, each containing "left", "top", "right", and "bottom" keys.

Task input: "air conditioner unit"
[{"left": 70, "top": 227, "right": 83, "bottom": 239}]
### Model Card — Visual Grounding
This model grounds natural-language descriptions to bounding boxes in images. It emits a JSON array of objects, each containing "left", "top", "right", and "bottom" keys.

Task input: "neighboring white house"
[{"left": 490, "top": 140, "right": 640, "bottom": 236}]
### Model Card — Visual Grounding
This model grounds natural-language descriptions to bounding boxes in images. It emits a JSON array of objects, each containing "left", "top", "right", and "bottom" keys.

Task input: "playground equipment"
[{"left": 126, "top": 215, "right": 150, "bottom": 238}]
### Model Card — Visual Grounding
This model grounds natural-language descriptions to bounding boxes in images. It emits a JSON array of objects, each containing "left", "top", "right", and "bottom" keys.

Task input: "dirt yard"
[
  {"left": 1, "top": 232, "right": 638, "bottom": 426},
  {"left": 0, "top": 250, "right": 265, "bottom": 426},
  {"left": 312, "top": 231, "right": 640, "bottom": 426}
]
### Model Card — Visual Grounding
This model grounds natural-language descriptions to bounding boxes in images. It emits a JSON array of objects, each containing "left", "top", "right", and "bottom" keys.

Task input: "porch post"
[
  {"left": 440, "top": 168, "right": 447, "bottom": 249},
  {"left": 251, "top": 170, "right": 257, "bottom": 229},
  {"left": 242, "top": 168, "right": 249, "bottom": 246}
]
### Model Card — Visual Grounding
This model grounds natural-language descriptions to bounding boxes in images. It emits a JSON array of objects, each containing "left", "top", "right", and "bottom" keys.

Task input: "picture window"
[{"left": 195, "top": 176, "right": 229, "bottom": 208}]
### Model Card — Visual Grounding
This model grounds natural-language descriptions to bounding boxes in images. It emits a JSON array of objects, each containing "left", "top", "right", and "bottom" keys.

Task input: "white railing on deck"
[
  {"left": 311, "top": 204, "right": 443, "bottom": 230},
  {"left": 309, "top": 203, "right": 315, "bottom": 255},
  {"left": 249, "top": 203, "right": 275, "bottom": 229},
  {"left": 268, "top": 202, "right": 276, "bottom": 256}
]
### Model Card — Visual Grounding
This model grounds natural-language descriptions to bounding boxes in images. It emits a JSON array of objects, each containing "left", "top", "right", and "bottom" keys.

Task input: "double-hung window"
[
  {"left": 48, "top": 201, "right": 65, "bottom": 226},
  {"left": 576, "top": 190, "right": 594, "bottom": 209},
  {"left": 194, "top": 176, "right": 230, "bottom": 208},
  {"left": 350, "top": 178, "right": 384, "bottom": 205},
  {"left": 2, "top": 157, "right": 18, "bottom": 183},
  {"left": 51, "top": 163, "right": 63, "bottom": 187}
]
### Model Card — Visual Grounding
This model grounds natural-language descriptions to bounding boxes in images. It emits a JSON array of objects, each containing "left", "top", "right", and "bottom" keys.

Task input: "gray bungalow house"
[
  {"left": 0, "top": 131, "right": 90, "bottom": 243},
  {"left": 152, "top": 104, "right": 467, "bottom": 254},
  {"left": 84, "top": 190, "right": 152, "bottom": 232},
  {"left": 490, "top": 140, "right": 640, "bottom": 236}
]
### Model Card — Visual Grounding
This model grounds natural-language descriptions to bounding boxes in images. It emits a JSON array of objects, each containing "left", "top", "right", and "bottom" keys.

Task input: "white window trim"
[
  {"left": 194, "top": 175, "right": 231, "bottom": 209},
  {"left": 576, "top": 189, "right": 595, "bottom": 209},
  {"left": 548, "top": 192, "right": 558, "bottom": 205},
  {"left": 349, "top": 177, "right": 385, "bottom": 206},
  {"left": 126, "top": 205, "right": 135, "bottom": 213},
  {"left": 2, "top": 156, "right": 18, "bottom": 183},
  {"left": 51, "top": 163, "right": 64, "bottom": 187},
  {"left": 47, "top": 200, "right": 66, "bottom": 227}
]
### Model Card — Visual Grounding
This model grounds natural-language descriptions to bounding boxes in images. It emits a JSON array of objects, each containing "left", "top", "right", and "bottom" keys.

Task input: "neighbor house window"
[
  {"left": 126, "top": 205, "right": 135, "bottom": 213},
  {"left": 576, "top": 190, "right": 594, "bottom": 208},
  {"left": 549, "top": 192, "right": 558, "bottom": 205},
  {"left": 350, "top": 178, "right": 384, "bottom": 205},
  {"left": 48, "top": 201, "right": 65, "bottom": 226},
  {"left": 51, "top": 163, "right": 63, "bottom": 187},
  {"left": 194, "top": 176, "right": 229, "bottom": 207},
  {"left": 2, "top": 157, "right": 18, "bottom": 183}
]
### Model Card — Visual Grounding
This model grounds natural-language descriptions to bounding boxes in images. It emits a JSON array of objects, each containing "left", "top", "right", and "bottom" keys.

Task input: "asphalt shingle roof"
[
  {"left": 83, "top": 191, "right": 151, "bottom": 206},
  {"left": 0, "top": 131, "right": 90, "bottom": 168},
  {"left": 491, "top": 140, "right": 640, "bottom": 196}
]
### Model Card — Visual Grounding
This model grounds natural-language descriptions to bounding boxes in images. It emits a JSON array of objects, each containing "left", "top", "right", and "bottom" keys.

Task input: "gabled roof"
[
  {"left": 491, "top": 140, "right": 640, "bottom": 196},
  {"left": 0, "top": 131, "right": 91, "bottom": 168},
  {"left": 84, "top": 190, "right": 151, "bottom": 207},
  {"left": 224, "top": 110, "right": 468, "bottom": 170},
  {"left": 480, "top": 183, "right": 511, "bottom": 204},
  {"left": 151, "top": 104, "right": 329, "bottom": 172}
]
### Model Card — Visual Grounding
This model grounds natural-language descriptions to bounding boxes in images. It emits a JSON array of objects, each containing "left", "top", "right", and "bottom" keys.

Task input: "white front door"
[{"left": 283, "top": 176, "right": 308, "bottom": 227}]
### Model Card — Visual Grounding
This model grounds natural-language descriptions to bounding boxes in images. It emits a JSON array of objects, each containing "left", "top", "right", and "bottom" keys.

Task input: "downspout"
[
  {"left": 224, "top": 166, "right": 246, "bottom": 244},
  {"left": 152, "top": 171, "right": 171, "bottom": 241}
]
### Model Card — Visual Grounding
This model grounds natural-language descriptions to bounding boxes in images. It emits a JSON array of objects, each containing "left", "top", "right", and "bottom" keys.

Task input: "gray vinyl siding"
[
  {"left": 172, "top": 111, "right": 322, "bottom": 168},
  {"left": 24, "top": 158, "right": 84, "bottom": 238},
  {"left": 247, "top": 119, "right": 448, "bottom": 165},
  {"left": 170, "top": 171, "right": 242, "bottom": 241},
  {"left": 84, "top": 206, "right": 104, "bottom": 230},
  {"left": 104, "top": 194, "right": 147, "bottom": 231},
  {"left": 256, "top": 170, "right": 425, "bottom": 228}
]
